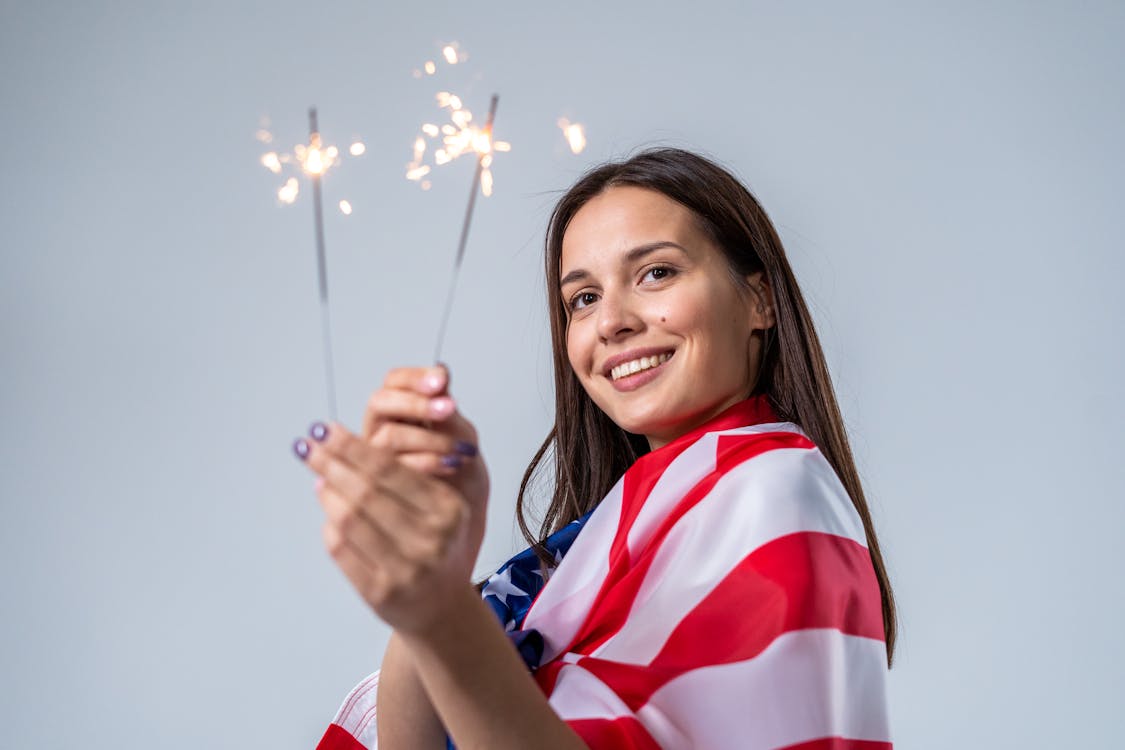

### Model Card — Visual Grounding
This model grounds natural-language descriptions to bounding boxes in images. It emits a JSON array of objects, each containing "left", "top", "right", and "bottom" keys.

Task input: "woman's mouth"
[{"left": 610, "top": 351, "right": 674, "bottom": 381}]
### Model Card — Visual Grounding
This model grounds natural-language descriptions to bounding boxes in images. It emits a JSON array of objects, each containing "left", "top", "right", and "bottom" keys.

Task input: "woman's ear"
[{"left": 745, "top": 270, "right": 776, "bottom": 330}]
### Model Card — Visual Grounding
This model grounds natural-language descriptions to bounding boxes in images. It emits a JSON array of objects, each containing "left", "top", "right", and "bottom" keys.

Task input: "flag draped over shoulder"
[{"left": 317, "top": 396, "right": 892, "bottom": 750}]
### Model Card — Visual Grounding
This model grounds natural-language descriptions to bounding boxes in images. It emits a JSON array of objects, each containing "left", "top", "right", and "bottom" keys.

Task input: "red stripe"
[
  {"left": 777, "top": 739, "right": 893, "bottom": 750},
  {"left": 576, "top": 531, "right": 884, "bottom": 711},
  {"left": 316, "top": 723, "right": 367, "bottom": 750},
  {"left": 566, "top": 716, "right": 663, "bottom": 750},
  {"left": 610, "top": 395, "right": 783, "bottom": 567},
  {"left": 567, "top": 431, "right": 816, "bottom": 658}
]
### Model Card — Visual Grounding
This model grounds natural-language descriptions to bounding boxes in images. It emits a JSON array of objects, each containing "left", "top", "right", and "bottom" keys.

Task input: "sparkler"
[
  {"left": 302, "top": 107, "right": 339, "bottom": 421},
  {"left": 432, "top": 94, "right": 500, "bottom": 363},
  {"left": 259, "top": 111, "right": 361, "bottom": 418}
]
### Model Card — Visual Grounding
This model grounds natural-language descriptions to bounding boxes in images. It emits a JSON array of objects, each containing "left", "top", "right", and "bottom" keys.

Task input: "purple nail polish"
[
  {"left": 309, "top": 422, "right": 329, "bottom": 442},
  {"left": 454, "top": 440, "right": 478, "bottom": 457},
  {"left": 441, "top": 454, "right": 462, "bottom": 469},
  {"left": 293, "top": 438, "right": 311, "bottom": 461}
]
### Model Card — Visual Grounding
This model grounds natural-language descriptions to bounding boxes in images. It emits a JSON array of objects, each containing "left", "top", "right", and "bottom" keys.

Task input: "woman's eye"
[
  {"left": 643, "top": 266, "right": 675, "bottom": 283},
  {"left": 569, "top": 291, "right": 598, "bottom": 311}
]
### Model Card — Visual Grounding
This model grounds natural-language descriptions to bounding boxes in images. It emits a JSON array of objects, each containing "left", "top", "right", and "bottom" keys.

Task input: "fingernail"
[
  {"left": 422, "top": 367, "right": 445, "bottom": 393},
  {"left": 293, "top": 438, "right": 311, "bottom": 461},
  {"left": 454, "top": 440, "right": 478, "bottom": 457},
  {"left": 309, "top": 422, "right": 329, "bottom": 442},
  {"left": 441, "top": 454, "right": 463, "bottom": 469},
  {"left": 429, "top": 397, "right": 455, "bottom": 418}
]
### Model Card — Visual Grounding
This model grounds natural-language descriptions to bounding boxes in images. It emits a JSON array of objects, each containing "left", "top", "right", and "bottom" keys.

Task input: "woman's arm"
[
  {"left": 375, "top": 633, "right": 447, "bottom": 749},
  {"left": 399, "top": 584, "right": 588, "bottom": 750}
]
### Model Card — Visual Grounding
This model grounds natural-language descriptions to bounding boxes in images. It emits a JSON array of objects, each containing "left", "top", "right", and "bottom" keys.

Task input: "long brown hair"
[{"left": 516, "top": 148, "right": 896, "bottom": 665}]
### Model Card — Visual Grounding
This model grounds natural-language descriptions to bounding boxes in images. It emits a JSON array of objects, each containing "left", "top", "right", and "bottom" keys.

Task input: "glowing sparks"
[
  {"left": 261, "top": 152, "right": 282, "bottom": 174},
  {"left": 259, "top": 119, "right": 359, "bottom": 209},
  {"left": 278, "top": 177, "right": 299, "bottom": 204},
  {"left": 296, "top": 135, "right": 339, "bottom": 177},
  {"left": 405, "top": 90, "right": 510, "bottom": 193},
  {"left": 558, "top": 118, "right": 587, "bottom": 154},
  {"left": 424, "top": 60, "right": 436, "bottom": 75},
  {"left": 442, "top": 44, "right": 462, "bottom": 64},
  {"left": 338, "top": 200, "right": 352, "bottom": 215}
]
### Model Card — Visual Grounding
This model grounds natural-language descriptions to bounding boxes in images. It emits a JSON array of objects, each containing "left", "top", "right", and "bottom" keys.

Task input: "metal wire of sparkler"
[
  {"left": 305, "top": 108, "right": 339, "bottom": 421},
  {"left": 432, "top": 94, "right": 499, "bottom": 364}
]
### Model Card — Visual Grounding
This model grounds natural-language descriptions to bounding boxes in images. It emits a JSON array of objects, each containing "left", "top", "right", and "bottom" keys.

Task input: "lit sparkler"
[
  {"left": 432, "top": 94, "right": 500, "bottom": 363},
  {"left": 405, "top": 90, "right": 511, "bottom": 194},
  {"left": 302, "top": 107, "right": 340, "bottom": 421},
  {"left": 257, "top": 112, "right": 366, "bottom": 418}
]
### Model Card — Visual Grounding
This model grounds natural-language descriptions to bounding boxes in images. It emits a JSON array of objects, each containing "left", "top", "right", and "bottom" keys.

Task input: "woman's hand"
[
  {"left": 293, "top": 365, "right": 489, "bottom": 633},
  {"left": 361, "top": 365, "right": 489, "bottom": 568}
]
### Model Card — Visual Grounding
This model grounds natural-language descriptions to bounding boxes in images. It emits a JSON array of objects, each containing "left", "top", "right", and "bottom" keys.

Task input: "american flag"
[{"left": 317, "top": 396, "right": 892, "bottom": 749}]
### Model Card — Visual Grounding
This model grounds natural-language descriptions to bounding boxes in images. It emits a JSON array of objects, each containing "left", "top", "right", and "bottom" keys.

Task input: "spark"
[
  {"left": 349, "top": 141, "right": 366, "bottom": 156},
  {"left": 339, "top": 200, "right": 352, "bottom": 215},
  {"left": 256, "top": 129, "right": 274, "bottom": 144},
  {"left": 278, "top": 177, "right": 299, "bottom": 204},
  {"left": 425, "top": 60, "right": 436, "bottom": 75},
  {"left": 557, "top": 118, "right": 587, "bottom": 154},
  {"left": 261, "top": 152, "right": 282, "bottom": 173}
]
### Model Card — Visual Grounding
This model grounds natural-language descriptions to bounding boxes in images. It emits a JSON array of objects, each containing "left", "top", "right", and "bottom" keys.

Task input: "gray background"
[{"left": 2, "top": 1, "right": 1123, "bottom": 747}]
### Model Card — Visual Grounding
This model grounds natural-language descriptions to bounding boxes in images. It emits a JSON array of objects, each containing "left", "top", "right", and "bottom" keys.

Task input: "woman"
[{"left": 294, "top": 148, "right": 896, "bottom": 749}]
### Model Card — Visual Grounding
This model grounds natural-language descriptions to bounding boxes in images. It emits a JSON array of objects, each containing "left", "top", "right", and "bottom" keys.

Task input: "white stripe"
[
  {"left": 622, "top": 432, "right": 718, "bottom": 555},
  {"left": 624, "top": 421, "right": 805, "bottom": 556},
  {"left": 593, "top": 445, "right": 868, "bottom": 664},
  {"left": 637, "top": 630, "right": 891, "bottom": 750},
  {"left": 547, "top": 662, "right": 637, "bottom": 722},
  {"left": 523, "top": 480, "right": 624, "bottom": 662},
  {"left": 332, "top": 670, "right": 380, "bottom": 746}
]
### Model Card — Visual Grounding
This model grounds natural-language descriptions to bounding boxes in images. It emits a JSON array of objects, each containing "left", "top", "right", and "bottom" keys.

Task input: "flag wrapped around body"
[{"left": 317, "top": 395, "right": 893, "bottom": 749}]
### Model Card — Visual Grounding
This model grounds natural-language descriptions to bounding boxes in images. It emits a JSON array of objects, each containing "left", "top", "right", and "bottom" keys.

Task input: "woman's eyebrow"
[{"left": 559, "top": 241, "right": 688, "bottom": 289}]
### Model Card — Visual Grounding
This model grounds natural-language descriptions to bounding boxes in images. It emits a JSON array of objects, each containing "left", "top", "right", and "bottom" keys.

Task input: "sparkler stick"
[
  {"left": 432, "top": 93, "right": 499, "bottom": 363},
  {"left": 307, "top": 107, "right": 338, "bottom": 421}
]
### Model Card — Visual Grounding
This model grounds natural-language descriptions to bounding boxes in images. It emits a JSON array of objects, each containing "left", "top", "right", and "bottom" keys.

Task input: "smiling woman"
[{"left": 299, "top": 148, "right": 895, "bottom": 750}]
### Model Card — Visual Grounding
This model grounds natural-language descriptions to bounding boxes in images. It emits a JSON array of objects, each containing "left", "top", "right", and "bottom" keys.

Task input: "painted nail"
[
  {"left": 429, "top": 397, "right": 455, "bottom": 418},
  {"left": 309, "top": 422, "right": 329, "bottom": 442},
  {"left": 454, "top": 440, "right": 478, "bottom": 457},
  {"left": 441, "top": 454, "right": 463, "bottom": 469},
  {"left": 293, "top": 438, "right": 311, "bottom": 461}
]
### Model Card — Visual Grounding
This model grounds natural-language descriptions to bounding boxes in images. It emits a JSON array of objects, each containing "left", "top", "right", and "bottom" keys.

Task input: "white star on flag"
[{"left": 482, "top": 565, "right": 528, "bottom": 605}]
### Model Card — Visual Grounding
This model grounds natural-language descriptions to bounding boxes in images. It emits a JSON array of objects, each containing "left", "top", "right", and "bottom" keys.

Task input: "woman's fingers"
[
  {"left": 304, "top": 421, "right": 467, "bottom": 520},
  {"left": 369, "top": 421, "right": 479, "bottom": 464},
  {"left": 317, "top": 481, "right": 446, "bottom": 573},
  {"left": 362, "top": 366, "right": 450, "bottom": 440}
]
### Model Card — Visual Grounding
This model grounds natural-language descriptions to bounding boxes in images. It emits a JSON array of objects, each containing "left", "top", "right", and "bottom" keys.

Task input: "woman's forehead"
[{"left": 560, "top": 187, "right": 702, "bottom": 267}]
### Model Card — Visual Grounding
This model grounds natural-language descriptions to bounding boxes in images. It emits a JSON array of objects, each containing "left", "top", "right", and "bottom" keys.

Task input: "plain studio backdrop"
[{"left": 2, "top": 1, "right": 1122, "bottom": 747}]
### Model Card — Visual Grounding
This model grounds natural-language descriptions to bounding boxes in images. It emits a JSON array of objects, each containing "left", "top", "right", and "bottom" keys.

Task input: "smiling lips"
[{"left": 609, "top": 351, "right": 674, "bottom": 381}]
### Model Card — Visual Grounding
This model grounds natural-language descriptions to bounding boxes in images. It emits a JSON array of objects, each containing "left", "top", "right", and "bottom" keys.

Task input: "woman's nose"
[{"left": 596, "top": 292, "right": 643, "bottom": 341}]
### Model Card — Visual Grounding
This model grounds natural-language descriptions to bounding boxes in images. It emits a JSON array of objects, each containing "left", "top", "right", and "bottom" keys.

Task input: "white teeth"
[{"left": 610, "top": 352, "right": 672, "bottom": 381}]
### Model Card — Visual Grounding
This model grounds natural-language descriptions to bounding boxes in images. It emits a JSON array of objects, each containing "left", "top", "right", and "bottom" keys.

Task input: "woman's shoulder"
[{"left": 696, "top": 420, "right": 868, "bottom": 549}]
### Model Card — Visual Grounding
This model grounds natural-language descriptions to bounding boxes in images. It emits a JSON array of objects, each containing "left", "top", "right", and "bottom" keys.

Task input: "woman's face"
[{"left": 560, "top": 186, "right": 774, "bottom": 448}]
